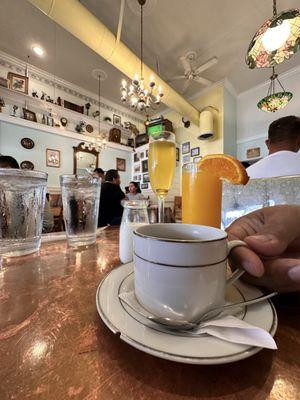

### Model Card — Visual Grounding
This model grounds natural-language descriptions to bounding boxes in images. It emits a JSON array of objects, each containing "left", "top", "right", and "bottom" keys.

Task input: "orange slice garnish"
[{"left": 198, "top": 154, "right": 249, "bottom": 185}]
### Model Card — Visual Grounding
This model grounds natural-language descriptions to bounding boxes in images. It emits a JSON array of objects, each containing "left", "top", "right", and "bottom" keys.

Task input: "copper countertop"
[{"left": 0, "top": 227, "right": 300, "bottom": 399}]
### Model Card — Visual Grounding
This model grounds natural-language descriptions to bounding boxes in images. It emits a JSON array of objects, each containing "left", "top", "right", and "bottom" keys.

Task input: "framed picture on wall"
[
  {"left": 141, "top": 183, "right": 148, "bottom": 189},
  {"left": 113, "top": 114, "right": 121, "bottom": 126},
  {"left": 143, "top": 173, "right": 150, "bottom": 183},
  {"left": 191, "top": 147, "right": 200, "bottom": 157},
  {"left": 7, "top": 72, "right": 28, "bottom": 94},
  {"left": 141, "top": 159, "right": 148, "bottom": 173},
  {"left": 116, "top": 157, "right": 126, "bottom": 171},
  {"left": 134, "top": 164, "right": 141, "bottom": 173},
  {"left": 193, "top": 156, "right": 202, "bottom": 164},
  {"left": 134, "top": 152, "right": 140, "bottom": 162},
  {"left": 182, "top": 155, "right": 190, "bottom": 164},
  {"left": 176, "top": 147, "right": 180, "bottom": 162},
  {"left": 46, "top": 149, "right": 60, "bottom": 168},
  {"left": 182, "top": 142, "right": 190, "bottom": 154}
]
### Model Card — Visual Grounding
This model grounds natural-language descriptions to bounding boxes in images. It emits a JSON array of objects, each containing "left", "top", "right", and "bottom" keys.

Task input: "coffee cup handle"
[{"left": 226, "top": 240, "right": 248, "bottom": 287}]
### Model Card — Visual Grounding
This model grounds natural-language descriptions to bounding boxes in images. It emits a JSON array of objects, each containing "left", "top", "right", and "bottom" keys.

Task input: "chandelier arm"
[{"left": 273, "top": 0, "right": 277, "bottom": 17}]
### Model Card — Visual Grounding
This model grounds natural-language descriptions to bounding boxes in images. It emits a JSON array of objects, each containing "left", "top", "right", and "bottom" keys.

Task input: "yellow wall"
[{"left": 165, "top": 83, "right": 224, "bottom": 156}]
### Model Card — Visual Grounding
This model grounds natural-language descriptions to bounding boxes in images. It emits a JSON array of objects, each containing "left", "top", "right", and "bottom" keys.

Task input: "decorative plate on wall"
[
  {"left": 20, "top": 160, "right": 34, "bottom": 170},
  {"left": 20, "top": 137, "right": 34, "bottom": 149},
  {"left": 86, "top": 124, "right": 94, "bottom": 133}
]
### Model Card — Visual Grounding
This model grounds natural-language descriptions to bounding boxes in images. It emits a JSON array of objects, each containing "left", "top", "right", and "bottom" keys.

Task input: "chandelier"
[
  {"left": 246, "top": 0, "right": 300, "bottom": 69},
  {"left": 93, "top": 69, "right": 107, "bottom": 151},
  {"left": 120, "top": 0, "right": 163, "bottom": 112},
  {"left": 257, "top": 67, "right": 293, "bottom": 112}
]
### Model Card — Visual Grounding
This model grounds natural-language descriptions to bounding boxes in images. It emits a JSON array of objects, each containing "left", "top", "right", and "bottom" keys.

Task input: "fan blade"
[
  {"left": 179, "top": 56, "right": 192, "bottom": 74},
  {"left": 182, "top": 79, "right": 191, "bottom": 93},
  {"left": 194, "top": 57, "right": 218, "bottom": 75},
  {"left": 167, "top": 75, "right": 186, "bottom": 82},
  {"left": 193, "top": 76, "right": 212, "bottom": 86}
]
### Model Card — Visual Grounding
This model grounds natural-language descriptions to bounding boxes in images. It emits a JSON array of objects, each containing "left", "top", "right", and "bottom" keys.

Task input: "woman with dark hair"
[{"left": 126, "top": 181, "right": 144, "bottom": 200}]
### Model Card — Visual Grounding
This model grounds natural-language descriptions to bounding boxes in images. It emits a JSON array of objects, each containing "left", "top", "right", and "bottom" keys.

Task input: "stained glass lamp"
[
  {"left": 257, "top": 67, "right": 293, "bottom": 112},
  {"left": 246, "top": 0, "right": 300, "bottom": 69}
]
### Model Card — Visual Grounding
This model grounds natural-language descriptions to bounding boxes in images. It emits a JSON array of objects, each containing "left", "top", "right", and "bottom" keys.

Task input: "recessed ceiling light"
[{"left": 32, "top": 45, "right": 44, "bottom": 56}]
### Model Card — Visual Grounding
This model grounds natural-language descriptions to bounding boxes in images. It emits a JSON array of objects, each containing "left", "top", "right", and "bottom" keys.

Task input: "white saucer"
[{"left": 96, "top": 263, "right": 277, "bottom": 365}]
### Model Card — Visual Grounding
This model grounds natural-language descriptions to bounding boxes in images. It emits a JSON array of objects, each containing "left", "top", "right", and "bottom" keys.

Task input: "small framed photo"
[
  {"left": 8, "top": 72, "right": 29, "bottom": 94},
  {"left": 193, "top": 156, "right": 202, "bottom": 164},
  {"left": 191, "top": 147, "right": 200, "bottom": 157},
  {"left": 176, "top": 147, "right": 180, "bottom": 162},
  {"left": 136, "top": 175, "right": 141, "bottom": 181},
  {"left": 143, "top": 173, "right": 150, "bottom": 183},
  {"left": 140, "top": 151, "right": 145, "bottom": 159},
  {"left": 142, "top": 159, "right": 148, "bottom": 173},
  {"left": 23, "top": 108, "right": 37, "bottom": 122},
  {"left": 146, "top": 150, "right": 148, "bottom": 158},
  {"left": 113, "top": 114, "right": 121, "bottom": 126},
  {"left": 116, "top": 157, "right": 126, "bottom": 171},
  {"left": 182, "top": 142, "right": 190, "bottom": 154},
  {"left": 134, "top": 152, "right": 140, "bottom": 163},
  {"left": 141, "top": 183, "right": 148, "bottom": 190},
  {"left": 182, "top": 155, "right": 190, "bottom": 164},
  {"left": 46, "top": 149, "right": 60, "bottom": 168},
  {"left": 134, "top": 164, "right": 141, "bottom": 173}
]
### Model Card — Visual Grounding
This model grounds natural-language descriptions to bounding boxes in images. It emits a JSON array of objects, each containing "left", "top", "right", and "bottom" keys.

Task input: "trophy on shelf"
[{"left": 11, "top": 105, "right": 18, "bottom": 117}]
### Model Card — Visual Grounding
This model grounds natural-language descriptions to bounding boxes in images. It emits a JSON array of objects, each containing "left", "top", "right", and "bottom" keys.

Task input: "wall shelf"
[
  {"left": 0, "top": 113, "right": 133, "bottom": 153},
  {"left": 0, "top": 86, "right": 136, "bottom": 137}
]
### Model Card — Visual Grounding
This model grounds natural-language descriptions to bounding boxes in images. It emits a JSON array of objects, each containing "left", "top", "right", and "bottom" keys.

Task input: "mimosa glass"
[
  {"left": 182, "top": 163, "right": 222, "bottom": 228},
  {"left": 148, "top": 131, "right": 176, "bottom": 223}
]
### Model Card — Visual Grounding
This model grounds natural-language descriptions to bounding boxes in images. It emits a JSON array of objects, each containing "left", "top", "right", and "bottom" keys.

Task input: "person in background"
[
  {"left": 126, "top": 181, "right": 144, "bottom": 200},
  {"left": 226, "top": 205, "right": 300, "bottom": 293},
  {"left": 98, "top": 169, "right": 125, "bottom": 227},
  {"left": 247, "top": 115, "right": 300, "bottom": 178},
  {"left": 0, "top": 155, "right": 54, "bottom": 233},
  {"left": 93, "top": 167, "right": 105, "bottom": 181}
]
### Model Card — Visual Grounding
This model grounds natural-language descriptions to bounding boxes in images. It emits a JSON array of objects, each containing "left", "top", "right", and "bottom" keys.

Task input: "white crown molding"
[
  {"left": 0, "top": 50, "right": 144, "bottom": 124},
  {"left": 238, "top": 62, "right": 300, "bottom": 98},
  {"left": 237, "top": 134, "right": 267, "bottom": 144}
]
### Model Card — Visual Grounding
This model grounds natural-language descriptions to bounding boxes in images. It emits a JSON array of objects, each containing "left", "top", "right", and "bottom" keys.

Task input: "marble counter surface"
[{"left": 0, "top": 227, "right": 299, "bottom": 399}]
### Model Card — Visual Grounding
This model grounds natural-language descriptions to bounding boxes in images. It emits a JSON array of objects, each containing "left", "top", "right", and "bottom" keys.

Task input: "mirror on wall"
[{"left": 73, "top": 142, "right": 99, "bottom": 175}]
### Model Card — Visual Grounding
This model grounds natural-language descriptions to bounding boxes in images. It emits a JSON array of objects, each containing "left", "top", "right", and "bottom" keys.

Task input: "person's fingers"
[
  {"left": 244, "top": 233, "right": 288, "bottom": 257},
  {"left": 242, "top": 258, "right": 300, "bottom": 292},
  {"left": 229, "top": 245, "right": 265, "bottom": 277}
]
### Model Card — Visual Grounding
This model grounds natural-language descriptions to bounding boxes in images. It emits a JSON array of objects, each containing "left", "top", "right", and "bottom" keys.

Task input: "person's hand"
[{"left": 226, "top": 205, "right": 300, "bottom": 292}]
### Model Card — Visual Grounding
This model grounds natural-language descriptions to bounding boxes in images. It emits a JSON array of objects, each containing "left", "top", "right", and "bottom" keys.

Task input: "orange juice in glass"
[{"left": 182, "top": 162, "right": 222, "bottom": 228}]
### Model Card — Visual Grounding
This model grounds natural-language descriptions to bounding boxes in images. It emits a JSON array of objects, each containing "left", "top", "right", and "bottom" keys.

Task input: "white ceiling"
[{"left": 0, "top": 0, "right": 300, "bottom": 109}]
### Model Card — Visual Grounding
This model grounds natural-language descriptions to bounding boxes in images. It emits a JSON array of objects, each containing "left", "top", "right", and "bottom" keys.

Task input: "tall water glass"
[
  {"left": 60, "top": 175, "right": 100, "bottom": 247},
  {"left": 0, "top": 169, "right": 47, "bottom": 257},
  {"left": 148, "top": 131, "right": 176, "bottom": 223},
  {"left": 182, "top": 163, "right": 222, "bottom": 228}
]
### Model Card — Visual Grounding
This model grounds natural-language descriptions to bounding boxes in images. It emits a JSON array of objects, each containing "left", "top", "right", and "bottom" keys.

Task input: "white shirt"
[{"left": 246, "top": 151, "right": 300, "bottom": 179}]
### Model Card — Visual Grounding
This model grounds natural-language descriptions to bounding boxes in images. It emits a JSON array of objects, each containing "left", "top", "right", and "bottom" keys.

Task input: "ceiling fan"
[{"left": 168, "top": 52, "right": 218, "bottom": 93}]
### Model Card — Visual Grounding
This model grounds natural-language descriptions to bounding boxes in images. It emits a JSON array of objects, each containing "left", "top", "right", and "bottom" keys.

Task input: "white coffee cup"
[{"left": 133, "top": 224, "right": 246, "bottom": 322}]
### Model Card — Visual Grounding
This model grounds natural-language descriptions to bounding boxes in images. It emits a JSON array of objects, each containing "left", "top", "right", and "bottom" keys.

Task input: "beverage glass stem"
[{"left": 158, "top": 195, "right": 164, "bottom": 223}]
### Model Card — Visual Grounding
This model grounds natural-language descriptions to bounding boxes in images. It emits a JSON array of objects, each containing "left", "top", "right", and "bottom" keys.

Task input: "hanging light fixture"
[
  {"left": 246, "top": 0, "right": 300, "bottom": 69},
  {"left": 120, "top": 0, "right": 163, "bottom": 112},
  {"left": 257, "top": 67, "right": 293, "bottom": 112},
  {"left": 91, "top": 69, "right": 107, "bottom": 152}
]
